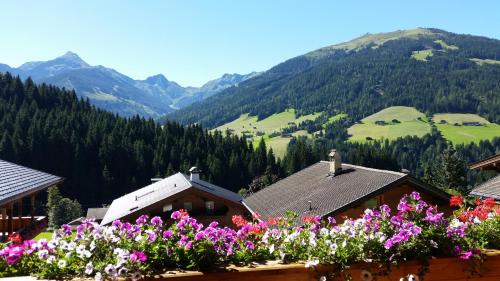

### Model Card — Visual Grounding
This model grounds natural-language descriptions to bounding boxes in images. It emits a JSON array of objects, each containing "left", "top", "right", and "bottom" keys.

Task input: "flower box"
[{"left": 145, "top": 251, "right": 500, "bottom": 281}]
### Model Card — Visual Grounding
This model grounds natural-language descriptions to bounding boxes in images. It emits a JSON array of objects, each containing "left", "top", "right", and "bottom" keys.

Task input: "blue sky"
[{"left": 2, "top": 0, "right": 499, "bottom": 86}]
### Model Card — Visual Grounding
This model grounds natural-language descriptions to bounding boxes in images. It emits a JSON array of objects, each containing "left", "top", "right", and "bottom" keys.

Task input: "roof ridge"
[{"left": 319, "top": 161, "right": 406, "bottom": 176}]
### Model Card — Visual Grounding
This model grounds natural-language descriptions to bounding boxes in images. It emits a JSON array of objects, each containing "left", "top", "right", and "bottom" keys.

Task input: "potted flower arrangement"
[{"left": 1, "top": 192, "right": 500, "bottom": 281}]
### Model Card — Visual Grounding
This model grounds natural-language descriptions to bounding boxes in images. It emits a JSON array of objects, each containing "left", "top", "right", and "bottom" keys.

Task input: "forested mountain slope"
[
  {"left": 0, "top": 73, "right": 277, "bottom": 206},
  {"left": 167, "top": 28, "right": 500, "bottom": 127}
]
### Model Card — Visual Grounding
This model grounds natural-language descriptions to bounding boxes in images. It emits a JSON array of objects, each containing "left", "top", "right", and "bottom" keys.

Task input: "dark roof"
[
  {"left": 244, "top": 161, "right": 449, "bottom": 220},
  {"left": 470, "top": 175, "right": 500, "bottom": 200},
  {"left": 86, "top": 207, "right": 109, "bottom": 220},
  {"left": 470, "top": 153, "right": 500, "bottom": 171},
  {"left": 0, "top": 159, "right": 63, "bottom": 206},
  {"left": 101, "top": 172, "right": 242, "bottom": 225}
]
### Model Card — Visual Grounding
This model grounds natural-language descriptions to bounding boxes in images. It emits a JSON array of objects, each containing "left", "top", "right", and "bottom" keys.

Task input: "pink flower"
[{"left": 129, "top": 250, "right": 147, "bottom": 263}]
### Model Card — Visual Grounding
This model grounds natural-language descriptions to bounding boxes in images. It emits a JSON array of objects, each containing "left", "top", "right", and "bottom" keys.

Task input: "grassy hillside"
[
  {"left": 433, "top": 113, "right": 500, "bottom": 144},
  {"left": 348, "top": 106, "right": 431, "bottom": 142},
  {"left": 214, "top": 109, "right": 320, "bottom": 157}
]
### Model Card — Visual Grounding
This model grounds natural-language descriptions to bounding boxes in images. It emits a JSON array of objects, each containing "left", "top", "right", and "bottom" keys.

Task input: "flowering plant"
[{"left": 1, "top": 192, "right": 499, "bottom": 280}]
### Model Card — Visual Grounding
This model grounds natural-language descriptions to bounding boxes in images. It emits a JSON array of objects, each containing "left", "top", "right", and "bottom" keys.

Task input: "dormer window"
[
  {"left": 205, "top": 201, "right": 214, "bottom": 215},
  {"left": 162, "top": 203, "right": 172, "bottom": 213}
]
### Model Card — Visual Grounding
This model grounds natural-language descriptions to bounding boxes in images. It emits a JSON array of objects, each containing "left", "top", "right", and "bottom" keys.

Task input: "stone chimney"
[
  {"left": 189, "top": 166, "right": 201, "bottom": 181},
  {"left": 329, "top": 149, "right": 342, "bottom": 175}
]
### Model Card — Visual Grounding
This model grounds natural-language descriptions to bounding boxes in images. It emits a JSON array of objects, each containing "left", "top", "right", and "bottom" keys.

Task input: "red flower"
[
  {"left": 303, "top": 215, "right": 320, "bottom": 224},
  {"left": 8, "top": 232, "right": 23, "bottom": 245},
  {"left": 267, "top": 217, "right": 279, "bottom": 226},
  {"left": 450, "top": 196, "right": 463, "bottom": 207},
  {"left": 483, "top": 198, "right": 496, "bottom": 208},
  {"left": 232, "top": 215, "right": 247, "bottom": 227}
]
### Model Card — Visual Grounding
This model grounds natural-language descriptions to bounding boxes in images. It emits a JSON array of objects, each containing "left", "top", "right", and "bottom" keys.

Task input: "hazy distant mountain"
[
  {"left": 0, "top": 52, "right": 258, "bottom": 118},
  {"left": 173, "top": 72, "right": 261, "bottom": 109}
]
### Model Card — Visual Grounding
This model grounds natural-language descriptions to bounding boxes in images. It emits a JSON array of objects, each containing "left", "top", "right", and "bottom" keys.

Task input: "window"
[
  {"left": 205, "top": 201, "right": 214, "bottom": 215},
  {"left": 162, "top": 203, "right": 173, "bottom": 213},
  {"left": 366, "top": 197, "right": 379, "bottom": 209},
  {"left": 183, "top": 202, "right": 193, "bottom": 211}
]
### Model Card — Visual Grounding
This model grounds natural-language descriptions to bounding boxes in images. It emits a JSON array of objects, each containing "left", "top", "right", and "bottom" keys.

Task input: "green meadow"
[
  {"left": 215, "top": 109, "right": 321, "bottom": 157},
  {"left": 433, "top": 113, "right": 500, "bottom": 144},
  {"left": 348, "top": 106, "right": 431, "bottom": 142}
]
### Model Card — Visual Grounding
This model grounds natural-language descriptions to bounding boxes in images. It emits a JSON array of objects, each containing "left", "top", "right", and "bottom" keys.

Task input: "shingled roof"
[
  {"left": 244, "top": 161, "right": 449, "bottom": 220},
  {"left": 0, "top": 159, "right": 63, "bottom": 206},
  {"left": 470, "top": 175, "right": 500, "bottom": 200},
  {"left": 101, "top": 172, "right": 242, "bottom": 225}
]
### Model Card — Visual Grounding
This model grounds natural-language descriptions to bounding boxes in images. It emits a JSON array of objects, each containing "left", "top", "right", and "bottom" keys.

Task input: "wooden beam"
[
  {"left": 0, "top": 207, "right": 5, "bottom": 241},
  {"left": 30, "top": 194, "right": 36, "bottom": 223},
  {"left": 8, "top": 203, "right": 14, "bottom": 235},
  {"left": 18, "top": 200, "right": 23, "bottom": 228}
]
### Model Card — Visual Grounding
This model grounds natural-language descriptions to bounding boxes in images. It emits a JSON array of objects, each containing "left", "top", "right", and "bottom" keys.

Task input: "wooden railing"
[{"left": 142, "top": 251, "right": 500, "bottom": 281}]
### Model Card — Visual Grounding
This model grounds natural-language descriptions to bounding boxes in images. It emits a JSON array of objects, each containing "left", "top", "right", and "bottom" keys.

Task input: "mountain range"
[
  {"left": 167, "top": 28, "right": 500, "bottom": 127},
  {"left": 0, "top": 52, "right": 259, "bottom": 118}
]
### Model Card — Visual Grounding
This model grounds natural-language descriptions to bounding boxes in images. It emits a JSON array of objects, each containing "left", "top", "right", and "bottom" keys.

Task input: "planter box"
[{"left": 144, "top": 252, "right": 500, "bottom": 281}]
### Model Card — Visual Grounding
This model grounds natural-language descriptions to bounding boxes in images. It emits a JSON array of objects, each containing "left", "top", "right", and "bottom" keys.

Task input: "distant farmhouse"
[
  {"left": 462, "top": 121, "right": 482, "bottom": 126},
  {"left": 470, "top": 153, "right": 500, "bottom": 201},
  {"left": 100, "top": 167, "right": 248, "bottom": 226},
  {"left": 244, "top": 150, "right": 451, "bottom": 222},
  {"left": 0, "top": 159, "right": 63, "bottom": 240}
]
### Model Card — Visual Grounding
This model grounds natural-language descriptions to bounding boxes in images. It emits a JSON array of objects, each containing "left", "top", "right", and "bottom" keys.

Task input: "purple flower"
[
  {"left": 195, "top": 232, "right": 206, "bottom": 241},
  {"left": 171, "top": 211, "right": 182, "bottom": 220},
  {"left": 136, "top": 215, "right": 149, "bottom": 225},
  {"left": 151, "top": 216, "right": 163, "bottom": 226},
  {"left": 410, "top": 191, "right": 421, "bottom": 201},
  {"left": 129, "top": 250, "right": 147, "bottom": 263},
  {"left": 245, "top": 241, "right": 255, "bottom": 250},
  {"left": 459, "top": 251, "right": 473, "bottom": 260},
  {"left": 112, "top": 220, "right": 123, "bottom": 228},
  {"left": 61, "top": 224, "right": 72, "bottom": 235},
  {"left": 162, "top": 230, "right": 173, "bottom": 240},
  {"left": 327, "top": 217, "right": 336, "bottom": 225}
]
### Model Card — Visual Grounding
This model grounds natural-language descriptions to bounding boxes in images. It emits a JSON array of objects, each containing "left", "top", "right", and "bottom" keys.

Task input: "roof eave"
[{"left": 0, "top": 177, "right": 63, "bottom": 206}]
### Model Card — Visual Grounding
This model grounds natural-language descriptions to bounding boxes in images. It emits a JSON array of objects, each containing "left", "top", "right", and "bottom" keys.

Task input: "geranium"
[
  {"left": 232, "top": 215, "right": 247, "bottom": 227},
  {"left": 450, "top": 196, "right": 463, "bottom": 207}
]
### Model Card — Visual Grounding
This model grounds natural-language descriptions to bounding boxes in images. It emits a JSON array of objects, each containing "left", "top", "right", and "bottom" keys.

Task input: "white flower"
[
  {"left": 83, "top": 250, "right": 92, "bottom": 258},
  {"left": 118, "top": 266, "right": 128, "bottom": 276},
  {"left": 58, "top": 259, "right": 67, "bottom": 269},
  {"left": 46, "top": 255, "right": 56, "bottom": 264},
  {"left": 269, "top": 244, "right": 275, "bottom": 254},
  {"left": 105, "top": 264, "right": 117, "bottom": 276},
  {"left": 90, "top": 241, "right": 96, "bottom": 251},
  {"left": 85, "top": 262, "right": 94, "bottom": 275},
  {"left": 319, "top": 276, "right": 327, "bottom": 281},
  {"left": 473, "top": 216, "right": 481, "bottom": 224},
  {"left": 95, "top": 272, "right": 102, "bottom": 281},
  {"left": 320, "top": 228, "right": 329, "bottom": 236},
  {"left": 305, "top": 259, "right": 319, "bottom": 268},
  {"left": 48, "top": 239, "right": 58, "bottom": 249},
  {"left": 38, "top": 249, "right": 49, "bottom": 260}
]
